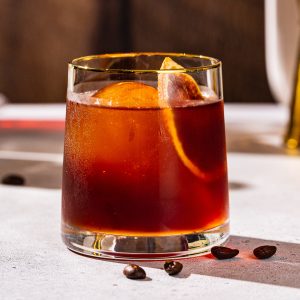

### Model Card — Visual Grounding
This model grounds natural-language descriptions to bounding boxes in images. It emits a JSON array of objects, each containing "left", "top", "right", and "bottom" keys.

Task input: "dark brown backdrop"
[{"left": 0, "top": 0, "right": 274, "bottom": 103}]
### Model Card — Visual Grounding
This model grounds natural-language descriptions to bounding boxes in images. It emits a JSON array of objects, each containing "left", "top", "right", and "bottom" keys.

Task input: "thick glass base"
[{"left": 62, "top": 221, "right": 229, "bottom": 261}]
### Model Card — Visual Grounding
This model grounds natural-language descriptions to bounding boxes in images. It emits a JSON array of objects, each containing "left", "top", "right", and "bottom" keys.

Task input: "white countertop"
[{"left": 0, "top": 104, "right": 299, "bottom": 300}]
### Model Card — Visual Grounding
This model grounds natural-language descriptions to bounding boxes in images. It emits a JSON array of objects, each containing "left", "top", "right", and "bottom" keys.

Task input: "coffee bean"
[
  {"left": 164, "top": 261, "right": 183, "bottom": 275},
  {"left": 123, "top": 264, "right": 146, "bottom": 280},
  {"left": 253, "top": 245, "right": 277, "bottom": 259},
  {"left": 211, "top": 246, "right": 239, "bottom": 259},
  {"left": 1, "top": 174, "right": 25, "bottom": 186}
]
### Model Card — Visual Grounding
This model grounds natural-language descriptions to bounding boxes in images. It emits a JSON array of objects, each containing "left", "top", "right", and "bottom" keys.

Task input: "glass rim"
[{"left": 69, "top": 52, "right": 222, "bottom": 74}]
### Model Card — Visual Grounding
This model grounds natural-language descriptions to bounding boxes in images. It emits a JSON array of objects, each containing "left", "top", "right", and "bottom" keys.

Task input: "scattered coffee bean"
[
  {"left": 1, "top": 174, "right": 25, "bottom": 186},
  {"left": 253, "top": 245, "right": 277, "bottom": 259},
  {"left": 164, "top": 261, "right": 183, "bottom": 275},
  {"left": 123, "top": 264, "right": 146, "bottom": 280},
  {"left": 211, "top": 246, "right": 239, "bottom": 259}
]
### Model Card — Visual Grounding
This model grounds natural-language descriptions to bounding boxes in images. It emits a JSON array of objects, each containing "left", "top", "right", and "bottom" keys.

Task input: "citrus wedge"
[{"left": 158, "top": 57, "right": 206, "bottom": 179}]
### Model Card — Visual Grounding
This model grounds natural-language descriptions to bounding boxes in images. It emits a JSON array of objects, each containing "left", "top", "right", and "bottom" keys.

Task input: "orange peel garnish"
[{"left": 158, "top": 57, "right": 205, "bottom": 179}]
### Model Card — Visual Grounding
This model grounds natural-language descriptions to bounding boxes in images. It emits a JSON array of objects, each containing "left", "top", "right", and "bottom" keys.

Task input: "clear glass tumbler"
[{"left": 62, "top": 53, "right": 229, "bottom": 260}]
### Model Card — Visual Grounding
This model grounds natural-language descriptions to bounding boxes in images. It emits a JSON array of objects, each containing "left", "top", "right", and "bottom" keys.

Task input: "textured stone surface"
[{"left": 0, "top": 104, "right": 299, "bottom": 299}]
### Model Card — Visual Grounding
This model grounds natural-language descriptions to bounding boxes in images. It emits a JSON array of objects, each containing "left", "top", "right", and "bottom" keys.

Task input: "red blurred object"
[{"left": 0, "top": 120, "right": 65, "bottom": 131}]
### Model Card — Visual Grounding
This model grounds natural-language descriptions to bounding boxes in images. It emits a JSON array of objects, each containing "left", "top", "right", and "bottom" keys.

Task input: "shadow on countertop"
[
  {"left": 0, "top": 159, "right": 62, "bottom": 189},
  {"left": 226, "top": 122, "right": 300, "bottom": 156},
  {"left": 0, "top": 127, "right": 63, "bottom": 189},
  {"left": 113, "top": 235, "right": 300, "bottom": 289}
]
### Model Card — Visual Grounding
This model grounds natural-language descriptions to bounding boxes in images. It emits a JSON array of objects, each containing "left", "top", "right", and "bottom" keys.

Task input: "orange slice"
[
  {"left": 87, "top": 81, "right": 159, "bottom": 166},
  {"left": 91, "top": 82, "right": 158, "bottom": 107},
  {"left": 158, "top": 57, "right": 205, "bottom": 179}
]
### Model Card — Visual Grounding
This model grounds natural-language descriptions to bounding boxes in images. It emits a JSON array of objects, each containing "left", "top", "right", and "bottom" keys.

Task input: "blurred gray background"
[{"left": 0, "top": 0, "right": 274, "bottom": 103}]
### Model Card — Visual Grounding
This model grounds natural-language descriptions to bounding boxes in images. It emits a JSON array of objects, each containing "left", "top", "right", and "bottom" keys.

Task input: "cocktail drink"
[{"left": 62, "top": 53, "right": 229, "bottom": 259}]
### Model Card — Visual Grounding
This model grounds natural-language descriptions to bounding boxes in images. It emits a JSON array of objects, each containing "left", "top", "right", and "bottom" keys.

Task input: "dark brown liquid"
[{"left": 62, "top": 99, "right": 228, "bottom": 235}]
